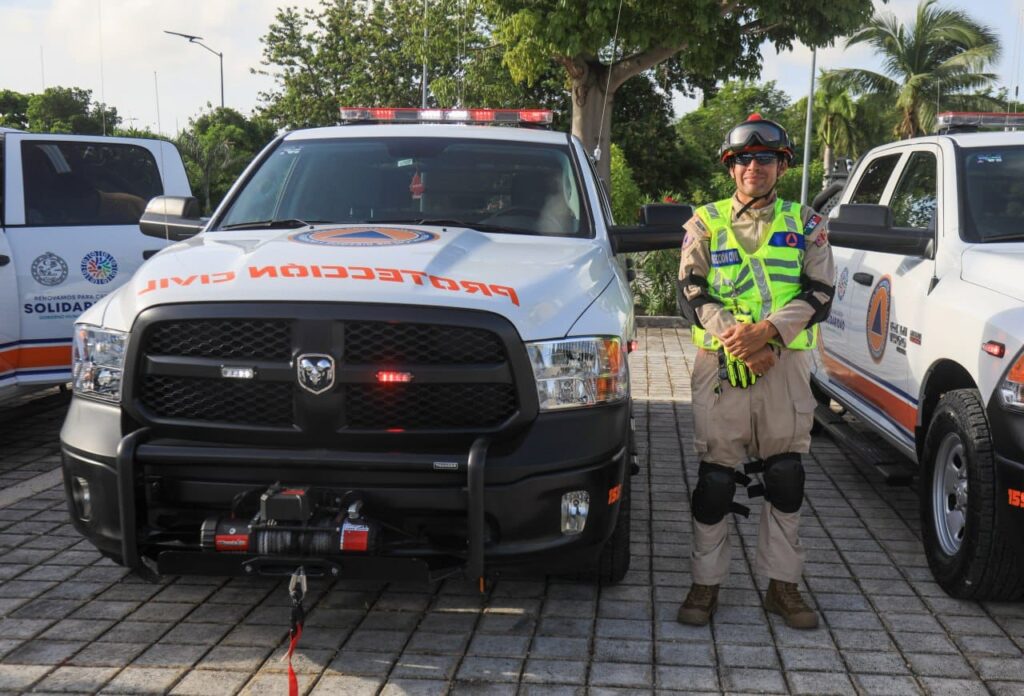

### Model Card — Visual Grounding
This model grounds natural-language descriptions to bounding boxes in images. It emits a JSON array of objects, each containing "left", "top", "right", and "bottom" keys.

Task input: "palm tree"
[
  {"left": 815, "top": 72, "right": 859, "bottom": 176},
  {"left": 827, "top": 0, "right": 1000, "bottom": 139}
]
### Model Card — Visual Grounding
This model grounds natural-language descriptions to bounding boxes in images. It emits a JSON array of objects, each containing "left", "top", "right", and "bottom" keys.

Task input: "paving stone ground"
[{"left": 0, "top": 327, "right": 1021, "bottom": 695}]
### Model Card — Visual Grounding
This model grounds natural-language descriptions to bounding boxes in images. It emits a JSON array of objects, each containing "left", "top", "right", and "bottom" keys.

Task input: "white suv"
[{"left": 812, "top": 120, "right": 1024, "bottom": 599}]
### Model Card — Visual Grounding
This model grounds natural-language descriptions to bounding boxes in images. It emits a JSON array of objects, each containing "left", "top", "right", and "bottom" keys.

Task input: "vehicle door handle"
[
  {"left": 0, "top": 255, "right": 9, "bottom": 267},
  {"left": 853, "top": 272, "right": 874, "bottom": 286},
  {"left": 143, "top": 250, "right": 160, "bottom": 260}
]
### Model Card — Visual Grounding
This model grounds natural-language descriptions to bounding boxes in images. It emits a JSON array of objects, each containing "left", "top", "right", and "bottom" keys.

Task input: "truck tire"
[
  {"left": 919, "top": 389, "right": 1024, "bottom": 599},
  {"left": 595, "top": 463, "right": 632, "bottom": 584}
]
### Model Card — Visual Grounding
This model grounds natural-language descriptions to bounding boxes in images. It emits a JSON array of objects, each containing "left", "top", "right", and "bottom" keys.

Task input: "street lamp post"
[{"left": 164, "top": 30, "right": 224, "bottom": 109}]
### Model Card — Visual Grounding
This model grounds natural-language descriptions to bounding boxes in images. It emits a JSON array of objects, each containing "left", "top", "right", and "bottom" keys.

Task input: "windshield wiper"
[
  {"left": 219, "top": 218, "right": 330, "bottom": 231},
  {"left": 368, "top": 218, "right": 540, "bottom": 235}
]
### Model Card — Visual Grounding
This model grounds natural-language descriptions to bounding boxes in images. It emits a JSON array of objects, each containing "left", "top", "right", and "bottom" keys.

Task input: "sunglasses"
[{"left": 731, "top": 152, "right": 781, "bottom": 166}]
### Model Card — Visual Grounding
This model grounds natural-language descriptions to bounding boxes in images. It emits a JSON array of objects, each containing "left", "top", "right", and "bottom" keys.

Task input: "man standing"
[{"left": 676, "top": 114, "right": 835, "bottom": 630}]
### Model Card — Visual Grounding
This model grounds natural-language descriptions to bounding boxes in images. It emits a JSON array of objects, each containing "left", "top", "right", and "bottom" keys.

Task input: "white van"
[{"left": 0, "top": 130, "right": 190, "bottom": 400}]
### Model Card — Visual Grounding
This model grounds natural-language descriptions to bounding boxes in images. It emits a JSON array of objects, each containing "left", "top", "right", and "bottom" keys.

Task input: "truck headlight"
[
  {"left": 72, "top": 324, "right": 128, "bottom": 403},
  {"left": 998, "top": 351, "right": 1024, "bottom": 412},
  {"left": 526, "top": 337, "right": 627, "bottom": 411}
]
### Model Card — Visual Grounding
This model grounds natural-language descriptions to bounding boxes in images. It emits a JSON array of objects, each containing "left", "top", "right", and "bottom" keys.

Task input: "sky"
[{"left": 0, "top": 0, "right": 1022, "bottom": 136}]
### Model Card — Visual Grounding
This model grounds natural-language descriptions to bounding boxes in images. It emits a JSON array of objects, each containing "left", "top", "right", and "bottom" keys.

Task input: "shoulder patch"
[
  {"left": 814, "top": 229, "right": 829, "bottom": 247},
  {"left": 803, "top": 213, "right": 823, "bottom": 235}
]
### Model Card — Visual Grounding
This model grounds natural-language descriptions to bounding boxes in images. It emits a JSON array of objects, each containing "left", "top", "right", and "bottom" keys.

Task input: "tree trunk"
[
  {"left": 569, "top": 62, "right": 614, "bottom": 186},
  {"left": 822, "top": 145, "right": 834, "bottom": 184}
]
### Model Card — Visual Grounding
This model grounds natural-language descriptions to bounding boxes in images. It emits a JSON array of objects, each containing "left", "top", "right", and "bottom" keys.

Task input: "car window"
[
  {"left": 961, "top": 145, "right": 1024, "bottom": 242},
  {"left": 849, "top": 154, "right": 900, "bottom": 205},
  {"left": 889, "top": 151, "right": 937, "bottom": 229},
  {"left": 217, "top": 137, "right": 589, "bottom": 238},
  {"left": 21, "top": 141, "right": 163, "bottom": 226}
]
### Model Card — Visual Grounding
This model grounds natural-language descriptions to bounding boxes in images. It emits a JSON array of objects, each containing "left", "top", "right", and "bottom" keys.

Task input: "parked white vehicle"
[
  {"left": 0, "top": 130, "right": 190, "bottom": 400},
  {"left": 59, "top": 109, "right": 686, "bottom": 583},
  {"left": 812, "top": 113, "right": 1024, "bottom": 599}
]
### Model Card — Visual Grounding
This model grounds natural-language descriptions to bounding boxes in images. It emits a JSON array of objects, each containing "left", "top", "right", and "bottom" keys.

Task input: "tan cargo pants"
[{"left": 689, "top": 346, "right": 816, "bottom": 585}]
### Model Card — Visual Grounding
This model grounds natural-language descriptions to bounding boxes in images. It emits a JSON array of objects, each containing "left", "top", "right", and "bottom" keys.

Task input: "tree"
[
  {"left": 611, "top": 75, "right": 685, "bottom": 197},
  {"left": 0, "top": 89, "right": 30, "bottom": 130},
  {"left": 175, "top": 107, "right": 271, "bottom": 213},
  {"left": 824, "top": 0, "right": 1000, "bottom": 139},
  {"left": 485, "top": 0, "right": 878, "bottom": 182},
  {"left": 255, "top": 0, "right": 569, "bottom": 130},
  {"left": 25, "top": 86, "right": 119, "bottom": 134},
  {"left": 813, "top": 72, "right": 859, "bottom": 175}
]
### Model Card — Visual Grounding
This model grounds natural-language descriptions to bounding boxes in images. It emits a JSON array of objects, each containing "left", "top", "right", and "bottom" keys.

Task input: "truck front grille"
[
  {"left": 132, "top": 307, "right": 525, "bottom": 435},
  {"left": 143, "top": 375, "right": 295, "bottom": 426}
]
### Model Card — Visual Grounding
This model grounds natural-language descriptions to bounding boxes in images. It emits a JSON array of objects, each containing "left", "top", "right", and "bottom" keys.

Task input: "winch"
[{"left": 200, "top": 484, "right": 378, "bottom": 556}]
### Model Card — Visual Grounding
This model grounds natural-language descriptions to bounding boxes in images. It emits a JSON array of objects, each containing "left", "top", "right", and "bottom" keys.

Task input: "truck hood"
[
  {"left": 961, "top": 245, "right": 1024, "bottom": 302},
  {"left": 102, "top": 224, "right": 614, "bottom": 341}
]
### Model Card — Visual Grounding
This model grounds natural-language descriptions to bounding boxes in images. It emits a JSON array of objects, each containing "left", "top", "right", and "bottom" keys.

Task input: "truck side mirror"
[
  {"left": 139, "top": 195, "right": 204, "bottom": 241},
  {"left": 828, "top": 203, "right": 934, "bottom": 259},
  {"left": 609, "top": 204, "right": 693, "bottom": 253}
]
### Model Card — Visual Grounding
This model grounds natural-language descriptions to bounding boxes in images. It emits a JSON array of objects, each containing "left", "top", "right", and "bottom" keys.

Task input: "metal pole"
[
  {"left": 421, "top": 0, "right": 428, "bottom": 108},
  {"left": 219, "top": 51, "right": 224, "bottom": 109},
  {"left": 800, "top": 48, "right": 817, "bottom": 206}
]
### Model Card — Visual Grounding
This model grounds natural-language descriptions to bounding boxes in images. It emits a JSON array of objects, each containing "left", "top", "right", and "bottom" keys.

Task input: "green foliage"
[
  {"left": 609, "top": 144, "right": 643, "bottom": 224},
  {"left": 256, "top": 0, "right": 569, "bottom": 130},
  {"left": 176, "top": 106, "right": 276, "bottom": 214},
  {"left": 611, "top": 76, "right": 686, "bottom": 197},
  {"left": 24, "top": 87, "right": 118, "bottom": 134},
  {"left": 824, "top": 0, "right": 1001, "bottom": 138},
  {"left": 0, "top": 89, "right": 30, "bottom": 129}
]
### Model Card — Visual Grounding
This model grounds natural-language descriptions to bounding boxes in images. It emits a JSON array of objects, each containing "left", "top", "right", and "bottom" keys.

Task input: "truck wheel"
[
  {"left": 595, "top": 464, "right": 632, "bottom": 584},
  {"left": 919, "top": 389, "right": 1024, "bottom": 599}
]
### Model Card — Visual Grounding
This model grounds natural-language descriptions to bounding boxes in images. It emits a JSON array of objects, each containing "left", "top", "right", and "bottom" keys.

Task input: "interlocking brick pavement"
[{"left": 0, "top": 326, "right": 1020, "bottom": 694}]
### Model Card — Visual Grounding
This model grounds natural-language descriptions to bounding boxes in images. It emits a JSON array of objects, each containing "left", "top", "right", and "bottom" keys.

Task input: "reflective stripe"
[
  {"left": 784, "top": 215, "right": 799, "bottom": 233},
  {"left": 768, "top": 273, "right": 801, "bottom": 284},
  {"left": 733, "top": 279, "right": 755, "bottom": 296},
  {"left": 703, "top": 203, "right": 719, "bottom": 220},
  {"left": 747, "top": 258, "right": 774, "bottom": 312},
  {"left": 764, "top": 258, "right": 799, "bottom": 269}
]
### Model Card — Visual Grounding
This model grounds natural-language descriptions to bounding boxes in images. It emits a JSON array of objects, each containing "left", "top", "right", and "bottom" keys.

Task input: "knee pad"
[
  {"left": 763, "top": 453, "right": 805, "bottom": 513},
  {"left": 692, "top": 461, "right": 738, "bottom": 525}
]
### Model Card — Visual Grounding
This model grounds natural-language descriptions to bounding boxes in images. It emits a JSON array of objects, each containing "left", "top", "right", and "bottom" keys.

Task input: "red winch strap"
[{"left": 287, "top": 622, "right": 303, "bottom": 696}]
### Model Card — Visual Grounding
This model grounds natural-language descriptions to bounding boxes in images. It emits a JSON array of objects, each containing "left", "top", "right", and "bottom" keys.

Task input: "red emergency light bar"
[{"left": 339, "top": 107, "right": 553, "bottom": 126}]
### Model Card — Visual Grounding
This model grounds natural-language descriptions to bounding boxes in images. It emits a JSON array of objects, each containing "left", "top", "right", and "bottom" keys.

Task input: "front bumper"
[{"left": 61, "top": 396, "right": 631, "bottom": 580}]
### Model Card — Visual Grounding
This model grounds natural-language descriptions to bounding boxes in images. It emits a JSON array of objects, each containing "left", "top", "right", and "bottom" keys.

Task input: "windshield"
[
  {"left": 217, "top": 136, "right": 589, "bottom": 237},
  {"left": 962, "top": 145, "right": 1024, "bottom": 242}
]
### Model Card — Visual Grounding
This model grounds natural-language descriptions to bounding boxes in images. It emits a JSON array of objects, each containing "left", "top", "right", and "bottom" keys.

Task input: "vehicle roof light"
[
  {"left": 936, "top": 111, "right": 1024, "bottom": 130},
  {"left": 339, "top": 107, "right": 552, "bottom": 126}
]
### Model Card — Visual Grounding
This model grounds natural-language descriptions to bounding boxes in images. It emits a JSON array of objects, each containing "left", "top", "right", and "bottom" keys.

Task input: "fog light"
[
  {"left": 561, "top": 490, "right": 590, "bottom": 535},
  {"left": 71, "top": 476, "right": 92, "bottom": 522}
]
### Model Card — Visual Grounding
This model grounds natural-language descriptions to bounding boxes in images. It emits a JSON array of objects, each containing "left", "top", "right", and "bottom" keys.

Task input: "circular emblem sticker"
[
  {"left": 80, "top": 250, "right": 119, "bottom": 285},
  {"left": 31, "top": 252, "right": 68, "bottom": 286},
  {"left": 836, "top": 267, "right": 849, "bottom": 301},
  {"left": 866, "top": 277, "right": 891, "bottom": 363},
  {"left": 290, "top": 227, "right": 438, "bottom": 247}
]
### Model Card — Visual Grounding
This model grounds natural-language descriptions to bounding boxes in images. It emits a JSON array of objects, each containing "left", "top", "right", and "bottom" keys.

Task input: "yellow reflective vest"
[{"left": 690, "top": 197, "right": 817, "bottom": 351}]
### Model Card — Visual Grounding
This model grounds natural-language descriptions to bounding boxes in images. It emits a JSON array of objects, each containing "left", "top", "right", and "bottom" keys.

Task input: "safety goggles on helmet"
[{"left": 719, "top": 116, "right": 794, "bottom": 164}]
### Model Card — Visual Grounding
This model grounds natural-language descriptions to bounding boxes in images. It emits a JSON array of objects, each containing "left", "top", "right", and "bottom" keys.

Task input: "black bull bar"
[{"left": 115, "top": 428, "right": 490, "bottom": 583}]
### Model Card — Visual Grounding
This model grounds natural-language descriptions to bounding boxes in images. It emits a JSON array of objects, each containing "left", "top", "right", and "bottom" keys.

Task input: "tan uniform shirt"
[{"left": 679, "top": 193, "right": 835, "bottom": 347}]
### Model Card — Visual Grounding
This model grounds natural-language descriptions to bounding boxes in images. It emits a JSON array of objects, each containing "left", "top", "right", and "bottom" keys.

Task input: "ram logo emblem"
[{"left": 297, "top": 354, "right": 335, "bottom": 395}]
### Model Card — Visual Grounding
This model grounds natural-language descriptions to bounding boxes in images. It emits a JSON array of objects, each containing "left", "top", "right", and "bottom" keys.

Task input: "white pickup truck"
[
  {"left": 59, "top": 108, "right": 687, "bottom": 584},
  {"left": 0, "top": 129, "right": 190, "bottom": 400},
  {"left": 812, "top": 115, "right": 1024, "bottom": 599}
]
